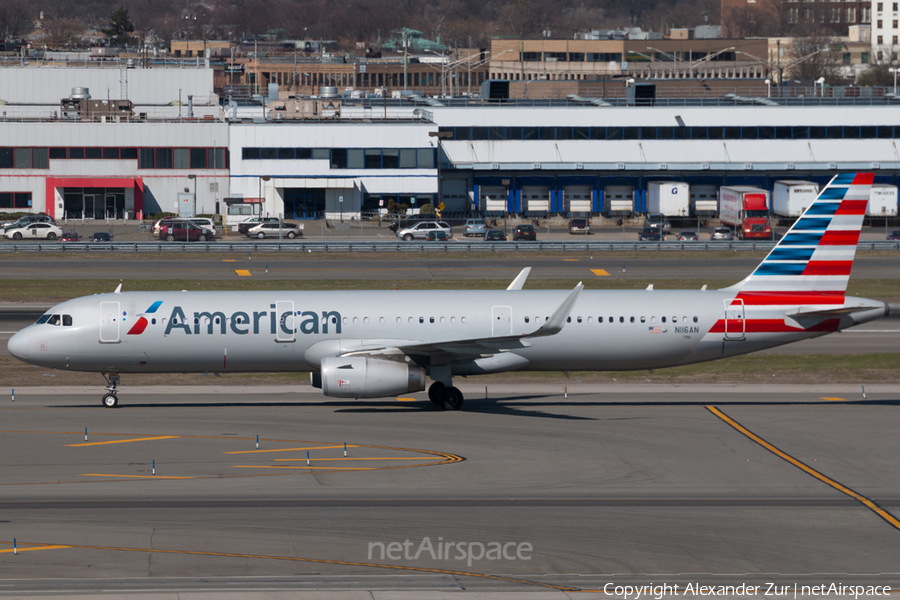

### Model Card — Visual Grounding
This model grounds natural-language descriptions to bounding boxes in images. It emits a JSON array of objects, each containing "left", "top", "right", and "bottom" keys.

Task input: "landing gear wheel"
[
  {"left": 102, "top": 394, "right": 118, "bottom": 408},
  {"left": 428, "top": 382, "right": 446, "bottom": 405},
  {"left": 441, "top": 386, "right": 464, "bottom": 411}
]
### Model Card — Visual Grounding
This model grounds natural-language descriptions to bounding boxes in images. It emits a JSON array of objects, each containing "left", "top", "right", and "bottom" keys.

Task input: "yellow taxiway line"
[
  {"left": 235, "top": 269, "right": 252, "bottom": 277},
  {"left": 707, "top": 405, "right": 900, "bottom": 532},
  {"left": 67, "top": 436, "right": 179, "bottom": 447}
]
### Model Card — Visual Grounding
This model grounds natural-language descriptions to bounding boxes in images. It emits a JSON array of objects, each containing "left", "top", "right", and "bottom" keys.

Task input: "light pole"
[
  {"left": 258, "top": 175, "right": 271, "bottom": 217},
  {"left": 187, "top": 174, "right": 197, "bottom": 216},
  {"left": 647, "top": 46, "right": 678, "bottom": 77},
  {"left": 890, "top": 68, "right": 899, "bottom": 95},
  {"left": 815, "top": 76, "right": 825, "bottom": 97},
  {"left": 765, "top": 78, "right": 771, "bottom": 98}
]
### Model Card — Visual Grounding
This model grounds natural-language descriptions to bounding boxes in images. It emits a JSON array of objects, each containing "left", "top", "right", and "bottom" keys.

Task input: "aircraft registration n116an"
[{"left": 7, "top": 173, "right": 888, "bottom": 410}]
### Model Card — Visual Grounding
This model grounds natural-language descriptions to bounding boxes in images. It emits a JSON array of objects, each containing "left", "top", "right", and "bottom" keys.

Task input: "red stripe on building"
[
  {"left": 834, "top": 199, "right": 868, "bottom": 215},
  {"left": 852, "top": 173, "right": 875, "bottom": 186},
  {"left": 802, "top": 261, "right": 853, "bottom": 276},
  {"left": 818, "top": 230, "right": 860, "bottom": 246},
  {"left": 709, "top": 318, "right": 841, "bottom": 334},
  {"left": 733, "top": 292, "right": 845, "bottom": 306},
  {"left": 45, "top": 177, "right": 144, "bottom": 220}
]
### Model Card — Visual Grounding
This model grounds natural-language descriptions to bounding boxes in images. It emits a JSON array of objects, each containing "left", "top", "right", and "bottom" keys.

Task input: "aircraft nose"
[{"left": 7, "top": 330, "right": 28, "bottom": 360}]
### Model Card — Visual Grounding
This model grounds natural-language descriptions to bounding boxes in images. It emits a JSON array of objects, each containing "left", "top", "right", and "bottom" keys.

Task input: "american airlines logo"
[
  {"left": 126, "top": 300, "right": 163, "bottom": 335},
  {"left": 161, "top": 305, "right": 342, "bottom": 336}
]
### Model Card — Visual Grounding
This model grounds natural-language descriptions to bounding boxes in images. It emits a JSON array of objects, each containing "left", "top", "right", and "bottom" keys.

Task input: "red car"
[
  {"left": 60, "top": 232, "right": 80, "bottom": 242},
  {"left": 159, "top": 221, "right": 212, "bottom": 242}
]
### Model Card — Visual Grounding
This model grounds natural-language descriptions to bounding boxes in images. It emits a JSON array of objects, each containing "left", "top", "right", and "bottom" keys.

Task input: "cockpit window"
[
  {"left": 36, "top": 314, "right": 51, "bottom": 324},
  {"left": 47, "top": 314, "right": 61, "bottom": 326},
  {"left": 63, "top": 315, "right": 73, "bottom": 326}
]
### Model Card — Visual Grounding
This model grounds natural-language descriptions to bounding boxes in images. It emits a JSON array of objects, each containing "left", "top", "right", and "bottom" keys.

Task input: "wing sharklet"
[
  {"left": 506, "top": 267, "right": 532, "bottom": 291},
  {"left": 528, "top": 282, "right": 583, "bottom": 338}
]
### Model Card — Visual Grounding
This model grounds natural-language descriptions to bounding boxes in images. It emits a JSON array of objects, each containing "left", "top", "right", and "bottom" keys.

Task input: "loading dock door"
[
  {"left": 605, "top": 185, "right": 633, "bottom": 216},
  {"left": 441, "top": 180, "right": 469, "bottom": 212},
  {"left": 480, "top": 186, "right": 507, "bottom": 212},
  {"left": 522, "top": 186, "right": 549, "bottom": 213},
  {"left": 564, "top": 185, "right": 592, "bottom": 214}
]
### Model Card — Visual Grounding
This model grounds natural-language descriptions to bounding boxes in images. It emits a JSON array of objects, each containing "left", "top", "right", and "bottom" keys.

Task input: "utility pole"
[{"left": 403, "top": 29, "right": 409, "bottom": 92}]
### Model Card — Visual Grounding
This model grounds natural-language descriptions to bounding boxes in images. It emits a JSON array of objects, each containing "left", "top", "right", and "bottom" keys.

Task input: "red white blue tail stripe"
[{"left": 725, "top": 173, "right": 872, "bottom": 296}]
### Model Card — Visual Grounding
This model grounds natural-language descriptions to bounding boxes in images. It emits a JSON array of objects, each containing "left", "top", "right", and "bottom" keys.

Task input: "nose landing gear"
[{"left": 102, "top": 373, "right": 120, "bottom": 408}]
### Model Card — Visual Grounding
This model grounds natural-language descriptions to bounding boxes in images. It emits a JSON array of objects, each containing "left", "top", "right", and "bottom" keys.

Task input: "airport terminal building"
[{"left": 0, "top": 63, "right": 898, "bottom": 223}]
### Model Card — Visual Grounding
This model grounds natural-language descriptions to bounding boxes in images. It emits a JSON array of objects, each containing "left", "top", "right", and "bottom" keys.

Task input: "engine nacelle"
[{"left": 314, "top": 356, "right": 425, "bottom": 398}]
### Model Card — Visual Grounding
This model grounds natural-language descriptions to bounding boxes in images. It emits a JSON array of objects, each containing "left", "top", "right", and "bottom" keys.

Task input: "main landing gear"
[
  {"left": 101, "top": 373, "right": 120, "bottom": 408},
  {"left": 428, "top": 381, "right": 464, "bottom": 411}
]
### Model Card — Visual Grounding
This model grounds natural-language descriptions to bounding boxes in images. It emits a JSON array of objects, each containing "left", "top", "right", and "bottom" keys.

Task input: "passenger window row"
[{"left": 526, "top": 315, "right": 700, "bottom": 324}]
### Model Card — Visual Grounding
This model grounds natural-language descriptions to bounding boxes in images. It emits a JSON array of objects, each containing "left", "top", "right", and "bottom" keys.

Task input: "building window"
[
  {"left": 0, "top": 192, "right": 32, "bottom": 208},
  {"left": 877, "top": 2, "right": 883, "bottom": 10},
  {"left": 846, "top": 7, "right": 856, "bottom": 21},
  {"left": 862, "top": 6, "right": 871, "bottom": 21},
  {"left": 831, "top": 7, "right": 841, "bottom": 21},
  {"left": 878, "top": 19, "right": 884, "bottom": 28},
  {"left": 878, "top": 35, "right": 884, "bottom": 44}
]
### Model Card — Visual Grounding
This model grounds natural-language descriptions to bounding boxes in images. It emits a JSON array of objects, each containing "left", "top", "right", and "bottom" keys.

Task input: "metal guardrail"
[{"left": 2, "top": 240, "right": 900, "bottom": 253}]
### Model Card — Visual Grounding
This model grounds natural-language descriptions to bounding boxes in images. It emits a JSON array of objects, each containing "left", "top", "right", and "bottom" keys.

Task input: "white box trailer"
[
  {"left": 647, "top": 181, "right": 689, "bottom": 217},
  {"left": 868, "top": 184, "right": 898, "bottom": 217},
  {"left": 773, "top": 180, "right": 819, "bottom": 218}
]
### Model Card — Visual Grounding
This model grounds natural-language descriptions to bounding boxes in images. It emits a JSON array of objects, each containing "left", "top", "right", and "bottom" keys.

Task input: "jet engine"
[{"left": 312, "top": 356, "right": 426, "bottom": 398}]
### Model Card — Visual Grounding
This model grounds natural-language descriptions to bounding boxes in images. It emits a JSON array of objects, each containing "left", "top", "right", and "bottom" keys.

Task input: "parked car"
[
  {"left": 91, "top": 232, "right": 112, "bottom": 242},
  {"left": 160, "top": 222, "right": 211, "bottom": 242},
  {"left": 710, "top": 227, "right": 734, "bottom": 241},
  {"left": 1, "top": 214, "right": 55, "bottom": 234},
  {"left": 425, "top": 230, "right": 450, "bottom": 241},
  {"left": 638, "top": 227, "right": 664, "bottom": 241},
  {"left": 677, "top": 230, "right": 699, "bottom": 241},
  {"left": 513, "top": 224, "right": 537, "bottom": 241},
  {"left": 190, "top": 217, "right": 217, "bottom": 236},
  {"left": 60, "top": 232, "right": 80, "bottom": 242},
  {"left": 887, "top": 230, "right": 900, "bottom": 240},
  {"left": 484, "top": 229, "right": 507, "bottom": 241},
  {"left": 644, "top": 213, "right": 671, "bottom": 232},
  {"left": 152, "top": 217, "right": 182, "bottom": 236},
  {"left": 237, "top": 217, "right": 281, "bottom": 235},
  {"left": 4, "top": 222, "right": 63, "bottom": 240},
  {"left": 387, "top": 214, "right": 432, "bottom": 233},
  {"left": 464, "top": 218, "right": 488, "bottom": 237},
  {"left": 246, "top": 222, "right": 301, "bottom": 239},
  {"left": 396, "top": 221, "right": 453, "bottom": 241},
  {"left": 568, "top": 218, "right": 591, "bottom": 234}
]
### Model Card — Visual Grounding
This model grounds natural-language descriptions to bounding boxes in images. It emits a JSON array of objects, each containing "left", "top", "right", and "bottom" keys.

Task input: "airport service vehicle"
[
  {"left": 644, "top": 213, "right": 671, "bottom": 232},
  {"left": 568, "top": 219, "right": 590, "bottom": 234},
  {"left": 246, "top": 222, "right": 301, "bottom": 239},
  {"left": 677, "top": 231, "right": 698, "bottom": 241},
  {"left": 4, "top": 222, "right": 62, "bottom": 240},
  {"left": 7, "top": 174, "right": 888, "bottom": 411},
  {"left": 773, "top": 180, "right": 819, "bottom": 218},
  {"left": 638, "top": 227, "right": 663, "bottom": 241},
  {"left": 868, "top": 184, "right": 898, "bottom": 218},
  {"left": 710, "top": 227, "right": 733, "bottom": 241},
  {"left": 719, "top": 186, "right": 772, "bottom": 240},
  {"left": 464, "top": 219, "right": 487, "bottom": 237},
  {"left": 647, "top": 181, "right": 689, "bottom": 218},
  {"left": 513, "top": 224, "right": 536, "bottom": 241},
  {"left": 238, "top": 217, "right": 281, "bottom": 236},
  {"left": 396, "top": 221, "right": 453, "bottom": 241}
]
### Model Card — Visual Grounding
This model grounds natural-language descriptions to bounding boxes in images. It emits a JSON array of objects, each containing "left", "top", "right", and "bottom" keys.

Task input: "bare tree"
[
  {"left": 788, "top": 31, "right": 842, "bottom": 84},
  {"left": 0, "top": 0, "right": 34, "bottom": 40}
]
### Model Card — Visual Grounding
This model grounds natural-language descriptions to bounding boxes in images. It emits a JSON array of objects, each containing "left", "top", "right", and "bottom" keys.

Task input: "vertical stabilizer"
[{"left": 724, "top": 173, "right": 873, "bottom": 295}]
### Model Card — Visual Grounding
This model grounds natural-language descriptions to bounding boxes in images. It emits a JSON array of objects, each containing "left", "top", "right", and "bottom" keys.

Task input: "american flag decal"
[{"left": 648, "top": 326, "right": 661, "bottom": 334}]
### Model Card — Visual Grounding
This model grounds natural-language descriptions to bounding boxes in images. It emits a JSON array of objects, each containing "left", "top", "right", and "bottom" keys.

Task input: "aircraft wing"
[{"left": 341, "top": 282, "right": 583, "bottom": 362}]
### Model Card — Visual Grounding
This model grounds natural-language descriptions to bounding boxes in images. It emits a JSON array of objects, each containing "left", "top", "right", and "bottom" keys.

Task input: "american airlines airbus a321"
[{"left": 7, "top": 173, "right": 888, "bottom": 410}]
